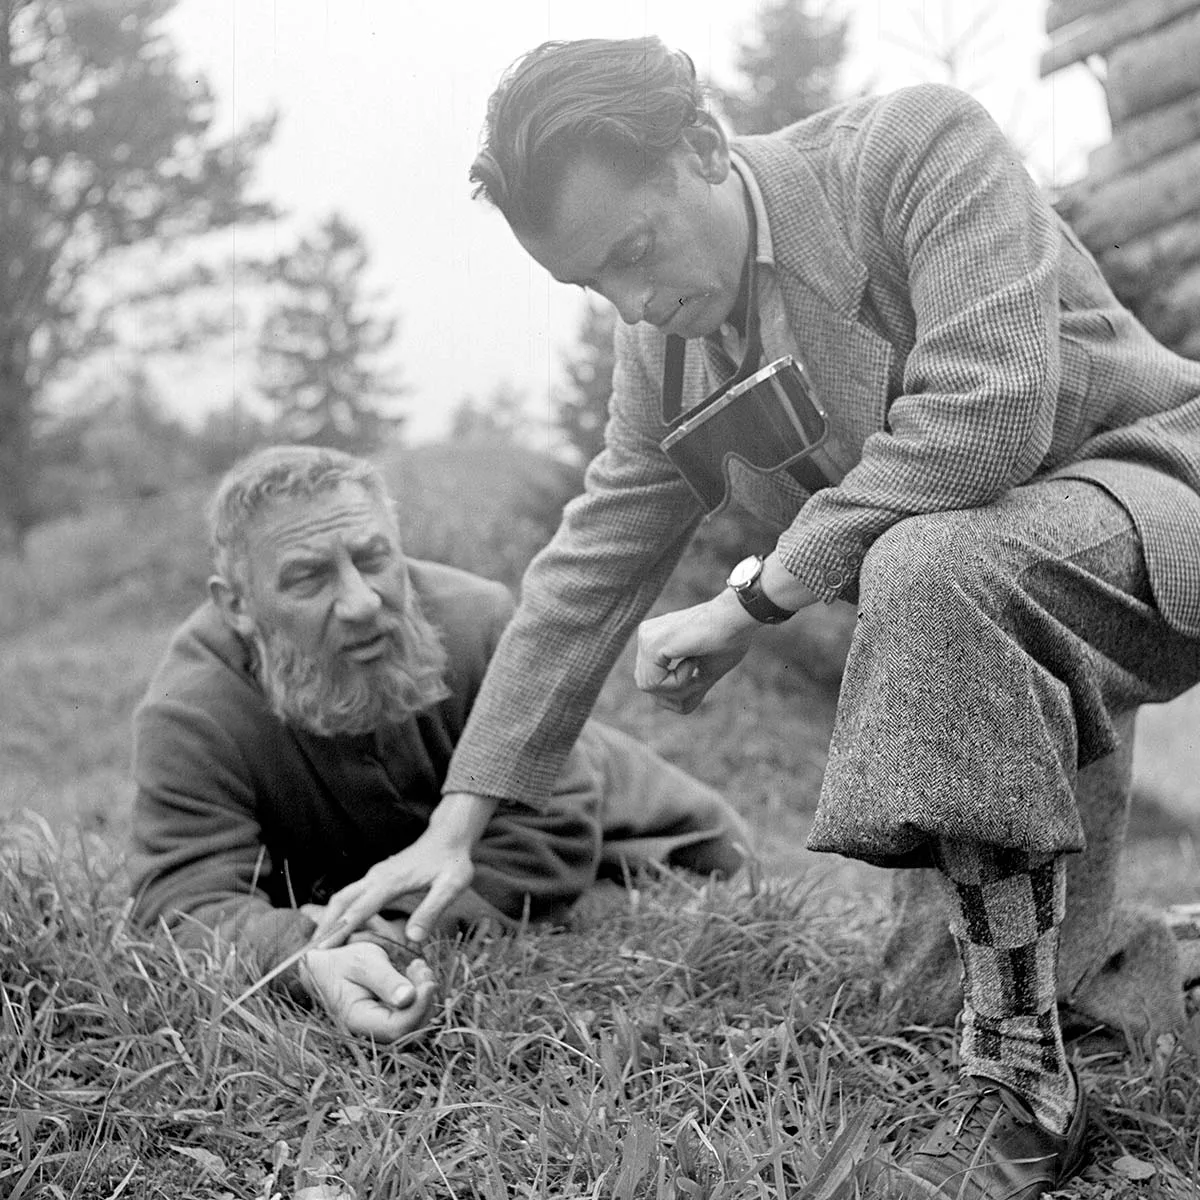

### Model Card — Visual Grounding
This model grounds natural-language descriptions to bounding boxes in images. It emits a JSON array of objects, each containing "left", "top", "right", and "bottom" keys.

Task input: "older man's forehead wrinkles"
[{"left": 259, "top": 496, "right": 388, "bottom": 555}]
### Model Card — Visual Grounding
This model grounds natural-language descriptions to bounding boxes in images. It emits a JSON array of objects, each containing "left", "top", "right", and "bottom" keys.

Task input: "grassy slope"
[{"left": 2, "top": 445, "right": 1199, "bottom": 1197}]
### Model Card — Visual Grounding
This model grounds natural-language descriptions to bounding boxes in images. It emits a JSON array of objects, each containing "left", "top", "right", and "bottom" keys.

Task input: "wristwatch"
[{"left": 726, "top": 555, "right": 796, "bottom": 625}]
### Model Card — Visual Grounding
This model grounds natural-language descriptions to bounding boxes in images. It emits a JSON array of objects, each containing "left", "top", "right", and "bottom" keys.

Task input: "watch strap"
[
  {"left": 735, "top": 582, "right": 795, "bottom": 624},
  {"left": 728, "top": 556, "right": 795, "bottom": 624}
]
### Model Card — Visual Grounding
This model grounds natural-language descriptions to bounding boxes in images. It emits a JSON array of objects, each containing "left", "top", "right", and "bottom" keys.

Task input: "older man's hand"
[
  {"left": 300, "top": 941, "right": 437, "bottom": 1042},
  {"left": 310, "top": 791, "right": 498, "bottom": 948}
]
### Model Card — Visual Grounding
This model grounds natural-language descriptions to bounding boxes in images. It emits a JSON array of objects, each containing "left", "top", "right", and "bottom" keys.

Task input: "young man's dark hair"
[{"left": 470, "top": 36, "right": 704, "bottom": 234}]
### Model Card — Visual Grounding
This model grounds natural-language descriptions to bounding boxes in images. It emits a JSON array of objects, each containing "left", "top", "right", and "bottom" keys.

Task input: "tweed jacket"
[{"left": 444, "top": 82, "right": 1200, "bottom": 810}]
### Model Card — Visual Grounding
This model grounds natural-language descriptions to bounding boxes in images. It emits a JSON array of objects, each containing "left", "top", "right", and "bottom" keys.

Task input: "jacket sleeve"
[
  {"left": 129, "top": 695, "right": 315, "bottom": 998},
  {"left": 443, "top": 324, "right": 704, "bottom": 808},
  {"left": 775, "top": 85, "right": 1063, "bottom": 600}
]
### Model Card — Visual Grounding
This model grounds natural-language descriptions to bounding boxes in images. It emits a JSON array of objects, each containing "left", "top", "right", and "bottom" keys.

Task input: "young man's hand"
[
  {"left": 635, "top": 558, "right": 819, "bottom": 713},
  {"left": 635, "top": 590, "right": 758, "bottom": 713},
  {"left": 309, "top": 791, "right": 498, "bottom": 948},
  {"left": 300, "top": 941, "right": 437, "bottom": 1042}
]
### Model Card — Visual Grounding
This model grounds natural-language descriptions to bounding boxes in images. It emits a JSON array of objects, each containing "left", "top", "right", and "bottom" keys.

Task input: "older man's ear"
[{"left": 209, "top": 575, "right": 256, "bottom": 639}]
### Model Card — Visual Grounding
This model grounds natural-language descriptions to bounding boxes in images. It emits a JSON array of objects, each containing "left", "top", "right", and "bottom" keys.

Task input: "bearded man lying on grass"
[{"left": 128, "top": 444, "right": 748, "bottom": 1042}]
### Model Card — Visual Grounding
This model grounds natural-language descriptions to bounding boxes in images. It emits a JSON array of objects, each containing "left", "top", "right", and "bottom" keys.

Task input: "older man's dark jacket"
[{"left": 132, "top": 561, "right": 609, "bottom": 974}]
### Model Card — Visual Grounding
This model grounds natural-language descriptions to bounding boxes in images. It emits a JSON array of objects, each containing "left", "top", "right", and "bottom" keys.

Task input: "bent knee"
[{"left": 860, "top": 511, "right": 1002, "bottom": 612}]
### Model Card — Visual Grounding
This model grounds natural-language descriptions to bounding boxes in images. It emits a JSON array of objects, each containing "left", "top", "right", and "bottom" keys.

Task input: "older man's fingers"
[
  {"left": 341, "top": 945, "right": 419, "bottom": 1008},
  {"left": 358, "top": 992, "right": 437, "bottom": 1042},
  {"left": 405, "top": 957, "right": 436, "bottom": 998},
  {"left": 355, "top": 959, "right": 438, "bottom": 1041}
]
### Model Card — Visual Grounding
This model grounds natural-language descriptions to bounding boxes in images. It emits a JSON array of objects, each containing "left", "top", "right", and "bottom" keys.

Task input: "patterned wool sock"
[{"left": 933, "top": 839, "right": 1077, "bottom": 1136}]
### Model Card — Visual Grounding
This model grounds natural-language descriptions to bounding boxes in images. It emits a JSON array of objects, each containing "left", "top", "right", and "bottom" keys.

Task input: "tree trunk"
[
  {"left": 1106, "top": 7, "right": 1200, "bottom": 123},
  {"left": 1087, "top": 90, "right": 1200, "bottom": 182},
  {"left": 0, "top": 368, "right": 34, "bottom": 554},
  {"left": 1058, "top": 138, "right": 1200, "bottom": 249},
  {"left": 1040, "top": 0, "right": 1200, "bottom": 76},
  {"left": 1046, "top": 0, "right": 1122, "bottom": 34},
  {"left": 1096, "top": 213, "right": 1200, "bottom": 300}
]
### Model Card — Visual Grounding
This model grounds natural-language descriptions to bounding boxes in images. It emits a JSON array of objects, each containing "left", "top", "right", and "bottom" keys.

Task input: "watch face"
[{"left": 728, "top": 556, "right": 761, "bottom": 589}]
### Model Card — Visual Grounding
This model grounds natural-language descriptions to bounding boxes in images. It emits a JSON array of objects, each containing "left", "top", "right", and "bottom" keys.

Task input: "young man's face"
[{"left": 514, "top": 132, "right": 750, "bottom": 340}]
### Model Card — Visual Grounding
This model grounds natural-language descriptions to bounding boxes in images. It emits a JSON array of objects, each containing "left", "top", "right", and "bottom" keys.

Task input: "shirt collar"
[{"left": 731, "top": 151, "right": 775, "bottom": 269}]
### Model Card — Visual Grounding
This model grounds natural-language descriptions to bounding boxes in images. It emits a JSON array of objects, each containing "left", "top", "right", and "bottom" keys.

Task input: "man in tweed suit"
[{"left": 311, "top": 38, "right": 1200, "bottom": 1195}]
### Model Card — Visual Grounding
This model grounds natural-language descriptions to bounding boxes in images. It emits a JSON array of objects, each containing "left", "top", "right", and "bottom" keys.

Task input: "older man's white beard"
[{"left": 253, "top": 599, "right": 451, "bottom": 738}]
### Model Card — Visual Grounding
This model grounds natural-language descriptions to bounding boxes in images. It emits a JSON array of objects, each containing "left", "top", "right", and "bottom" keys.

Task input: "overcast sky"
[{"left": 155, "top": 0, "right": 1110, "bottom": 445}]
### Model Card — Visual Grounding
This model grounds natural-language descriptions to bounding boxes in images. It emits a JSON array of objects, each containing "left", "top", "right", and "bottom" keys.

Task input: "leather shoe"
[{"left": 894, "top": 1070, "right": 1088, "bottom": 1198}]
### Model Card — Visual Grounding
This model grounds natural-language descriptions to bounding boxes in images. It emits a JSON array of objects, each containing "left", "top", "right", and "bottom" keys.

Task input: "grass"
[
  {"left": 3, "top": 448, "right": 1200, "bottom": 1197},
  {"left": 4, "top": 819, "right": 1200, "bottom": 1199}
]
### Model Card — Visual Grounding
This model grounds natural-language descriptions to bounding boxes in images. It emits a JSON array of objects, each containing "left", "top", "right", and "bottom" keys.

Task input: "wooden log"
[
  {"left": 1040, "top": 0, "right": 1200, "bottom": 76},
  {"left": 1135, "top": 261, "right": 1200, "bottom": 345},
  {"left": 1097, "top": 213, "right": 1200, "bottom": 300},
  {"left": 1060, "top": 139, "right": 1200, "bottom": 249},
  {"left": 1087, "top": 90, "right": 1200, "bottom": 182},
  {"left": 1046, "top": 0, "right": 1122, "bottom": 35},
  {"left": 1106, "top": 8, "right": 1200, "bottom": 123}
]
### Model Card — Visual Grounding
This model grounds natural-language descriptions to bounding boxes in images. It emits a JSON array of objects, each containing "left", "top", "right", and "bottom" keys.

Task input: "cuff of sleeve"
[
  {"left": 775, "top": 531, "right": 865, "bottom": 604},
  {"left": 442, "top": 760, "right": 554, "bottom": 812}
]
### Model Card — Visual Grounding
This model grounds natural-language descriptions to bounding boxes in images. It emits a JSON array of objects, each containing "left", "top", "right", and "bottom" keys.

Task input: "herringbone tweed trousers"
[{"left": 806, "top": 477, "right": 1200, "bottom": 1035}]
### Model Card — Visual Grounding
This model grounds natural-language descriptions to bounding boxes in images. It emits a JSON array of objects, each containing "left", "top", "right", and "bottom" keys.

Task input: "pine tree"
[
  {"left": 722, "top": 0, "right": 849, "bottom": 134},
  {"left": 256, "top": 214, "right": 405, "bottom": 454},
  {"left": 0, "top": 0, "right": 274, "bottom": 550},
  {"left": 449, "top": 382, "right": 531, "bottom": 444}
]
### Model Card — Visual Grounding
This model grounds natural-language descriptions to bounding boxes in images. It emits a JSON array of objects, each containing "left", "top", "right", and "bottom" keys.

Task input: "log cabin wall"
[{"left": 1046, "top": 0, "right": 1200, "bottom": 360}]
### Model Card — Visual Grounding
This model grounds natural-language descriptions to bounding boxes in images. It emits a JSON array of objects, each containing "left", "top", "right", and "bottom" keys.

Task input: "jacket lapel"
[
  {"left": 776, "top": 273, "right": 892, "bottom": 461},
  {"left": 735, "top": 133, "right": 894, "bottom": 461}
]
